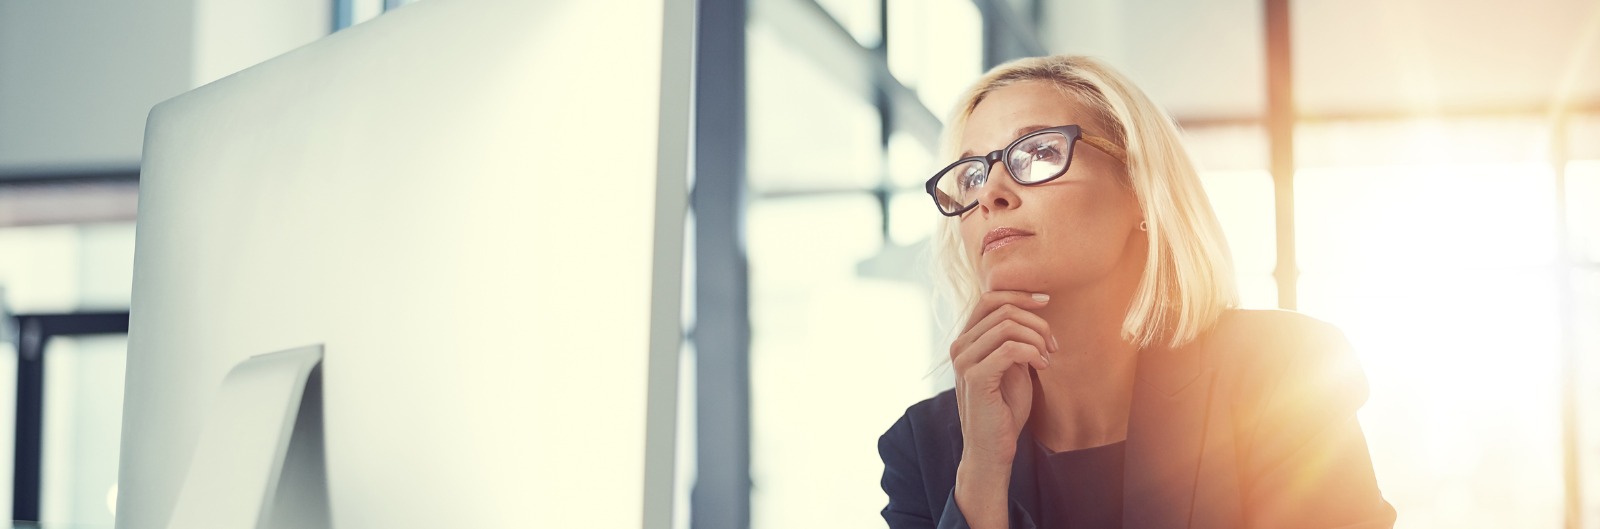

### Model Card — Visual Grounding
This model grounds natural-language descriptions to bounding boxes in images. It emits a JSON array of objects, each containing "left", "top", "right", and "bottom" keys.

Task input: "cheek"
[
  {"left": 1036, "top": 190, "right": 1135, "bottom": 253},
  {"left": 1077, "top": 180, "right": 1137, "bottom": 221},
  {"left": 959, "top": 223, "right": 986, "bottom": 255}
]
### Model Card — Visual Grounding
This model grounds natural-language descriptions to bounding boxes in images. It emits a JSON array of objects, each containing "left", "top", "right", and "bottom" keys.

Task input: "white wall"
[
  {"left": 0, "top": 0, "right": 194, "bottom": 171},
  {"left": 0, "top": 0, "right": 331, "bottom": 173}
]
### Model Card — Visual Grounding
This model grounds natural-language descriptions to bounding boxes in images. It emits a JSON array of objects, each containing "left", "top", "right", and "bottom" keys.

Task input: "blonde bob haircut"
[{"left": 933, "top": 55, "right": 1239, "bottom": 351}]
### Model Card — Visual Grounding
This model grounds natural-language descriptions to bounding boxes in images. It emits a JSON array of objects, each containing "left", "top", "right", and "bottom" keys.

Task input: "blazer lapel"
[{"left": 1123, "top": 342, "right": 1217, "bottom": 529}]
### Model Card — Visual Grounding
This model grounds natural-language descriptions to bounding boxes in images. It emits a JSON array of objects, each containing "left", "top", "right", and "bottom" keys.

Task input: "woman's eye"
[
  {"left": 960, "top": 167, "right": 983, "bottom": 190},
  {"left": 1030, "top": 145, "right": 1063, "bottom": 162}
]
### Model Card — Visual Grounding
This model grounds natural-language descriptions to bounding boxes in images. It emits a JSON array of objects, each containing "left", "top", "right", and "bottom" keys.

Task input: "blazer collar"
[
  {"left": 1004, "top": 341, "right": 1216, "bottom": 529},
  {"left": 1122, "top": 340, "right": 1216, "bottom": 529}
]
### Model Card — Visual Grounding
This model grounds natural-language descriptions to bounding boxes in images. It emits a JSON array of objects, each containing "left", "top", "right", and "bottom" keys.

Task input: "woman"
[{"left": 878, "top": 55, "right": 1396, "bottom": 529}]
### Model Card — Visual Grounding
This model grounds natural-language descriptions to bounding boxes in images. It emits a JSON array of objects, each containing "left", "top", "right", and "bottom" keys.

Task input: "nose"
[{"left": 974, "top": 159, "right": 1021, "bottom": 214}]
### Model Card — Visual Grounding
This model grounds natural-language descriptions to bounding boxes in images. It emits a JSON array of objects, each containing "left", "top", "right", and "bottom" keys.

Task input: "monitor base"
[{"left": 165, "top": 345, "right": 329, "bottom": 529}]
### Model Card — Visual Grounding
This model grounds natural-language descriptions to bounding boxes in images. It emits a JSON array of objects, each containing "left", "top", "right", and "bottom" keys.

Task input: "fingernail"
[
  {"left": 1031, "top": 293, "right": 1049, "bottom": 303},
  {"left": 1050, "top": 335, "right": 1060, "bottom": 353},
  {"left": 1042, "top": 353, "right": 1051, "bottom": 367}
]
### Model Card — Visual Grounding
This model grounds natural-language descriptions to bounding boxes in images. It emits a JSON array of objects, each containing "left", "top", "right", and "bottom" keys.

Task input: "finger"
[
  {"left": 961, "top": 290, "right": 1051, "bottom": 334},
  {"left": 964, "top": 340, "right": 1048, "bottom": 386},
  {"left": 951, "top": 303, "right": 1056, "bottom": 361},
  {"left": 953, "top": 321, "right": 1051, "bottom": 372}
]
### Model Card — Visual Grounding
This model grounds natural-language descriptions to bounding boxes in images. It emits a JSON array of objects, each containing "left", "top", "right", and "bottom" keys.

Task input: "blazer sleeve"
[
  {"left": 879, "top": 412, "right": 1040, "bottom": 529},
  {"left": 1239, "top": 319, "right": 1398, "bottom": 529}
]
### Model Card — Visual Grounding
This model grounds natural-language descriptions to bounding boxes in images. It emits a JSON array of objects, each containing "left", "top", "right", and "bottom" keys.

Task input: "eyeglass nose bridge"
[
  {"left": 960, "top": 149, "right": 1023, "bottom": 213},
  {"left": 978, "top": 148, "right": 1018, "bottom": 187}
]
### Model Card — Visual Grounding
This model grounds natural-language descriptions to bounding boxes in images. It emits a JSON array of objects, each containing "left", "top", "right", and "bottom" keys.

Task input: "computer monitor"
[{"left": 117, "top": 0, "right": 692, "bottom": 527}]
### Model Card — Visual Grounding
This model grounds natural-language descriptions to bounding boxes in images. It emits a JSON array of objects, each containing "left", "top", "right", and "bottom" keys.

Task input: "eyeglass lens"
[{"left": 932, "top": 131, "right": 1074, "bottom": 214}]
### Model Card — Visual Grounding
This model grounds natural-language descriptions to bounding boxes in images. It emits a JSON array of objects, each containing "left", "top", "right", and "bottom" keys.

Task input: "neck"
[{"left": 1024, "top": 251, "right": 1145, "bottom": 451}]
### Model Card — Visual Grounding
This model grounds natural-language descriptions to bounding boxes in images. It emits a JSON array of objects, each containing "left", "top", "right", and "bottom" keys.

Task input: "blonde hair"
[{"left": 932, "top": 55, "right": 1238, "bottom": 350}]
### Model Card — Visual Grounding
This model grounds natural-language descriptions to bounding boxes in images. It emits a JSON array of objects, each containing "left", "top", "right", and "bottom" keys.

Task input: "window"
[{"left": 1295, "top": 118, "right": 1568, "bottom": 527}]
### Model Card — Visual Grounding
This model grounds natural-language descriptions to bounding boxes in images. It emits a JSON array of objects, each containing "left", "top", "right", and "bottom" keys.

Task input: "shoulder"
[
  {"left": 1200, "top": 308, "right": 1357, "bottom": 370},
  {"left": 908, "top": 388, "right": 959, "bottom": 424},
  {"left": 1200, "top": 312, "right": 1395, "bottom": 525},
  {"left": 881, "top": 388, "right": 960, "bottom": 448},
  {"left": 878, "top": 389, "right": 964, "bottom": 522},
  {"left": 878, "top": 388, "right": 963, "bottom": 472},
  {"left": 1198, "top": 309, "right": 1370, "bottom": 407},
  {"left": 878, "top": 389, "right": 964, "bottom": 510},
  {"left": 1204, "top": 308, "right": 1346, "bottom": 353}
]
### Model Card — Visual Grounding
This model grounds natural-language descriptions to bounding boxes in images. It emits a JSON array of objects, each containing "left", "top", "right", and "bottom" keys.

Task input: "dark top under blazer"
[{"left": 878, "top": 309, "right": 1398, "bottom": 529}]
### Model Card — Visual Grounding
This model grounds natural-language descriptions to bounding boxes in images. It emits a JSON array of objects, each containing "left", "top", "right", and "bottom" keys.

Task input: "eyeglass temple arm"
[{"left": 1078, "top": 133, "right": 1128, "bottom": 164}]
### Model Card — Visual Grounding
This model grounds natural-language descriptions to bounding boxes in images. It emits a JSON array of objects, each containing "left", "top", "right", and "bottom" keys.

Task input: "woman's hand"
[
  {"left": 950, "top": 291, "right": 1056, "bottom": 527},
  {"left": 952, "top": 290, "right": 1056, "bottom": 464}
]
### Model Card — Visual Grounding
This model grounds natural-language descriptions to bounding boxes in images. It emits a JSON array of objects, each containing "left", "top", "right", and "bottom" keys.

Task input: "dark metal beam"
[
  {"left": 973, "top": 0, "right": 1047, "bottom": 62},
  {"left": 979, "top": 0, "right": 1003, "bottom": 69},
  {"left": 1264, "top": 0, "right": 1297, "bottom": 310},
  {"left": 752, "top": 0, "right": 942, "bottom": 151},
  {"left": 873, "top": 0, "right": 894, "bottom": 241},
  {"left": 0, "top": 168, "right": 138, "bottom": 186},
  {"left": 691, "top": 0, "right": 750, "bottom": 527},
  {"left": 10, "top": 311, "right": 131, "bottom": 522},
  {"left": 11, "top": 318, "right": 44, "bottom": 523},
  {"left": 333, "top": 0, "right": 354, "bottom": 31}
]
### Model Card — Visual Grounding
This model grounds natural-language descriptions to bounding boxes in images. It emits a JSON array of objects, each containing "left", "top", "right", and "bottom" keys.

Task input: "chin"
[{"left": 981, "top": 265, "right": 1052, "bottom": 293}]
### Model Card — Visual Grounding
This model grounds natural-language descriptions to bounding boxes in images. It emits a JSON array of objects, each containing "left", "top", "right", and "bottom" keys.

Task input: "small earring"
[{"left": 1138, "top": 220, "right": 1148, "bottom": 232}]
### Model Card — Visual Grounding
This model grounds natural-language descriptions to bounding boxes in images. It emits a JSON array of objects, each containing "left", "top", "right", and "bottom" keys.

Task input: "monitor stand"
[{"left": 165, "top": 344, "right": 331, "bottom": 529}]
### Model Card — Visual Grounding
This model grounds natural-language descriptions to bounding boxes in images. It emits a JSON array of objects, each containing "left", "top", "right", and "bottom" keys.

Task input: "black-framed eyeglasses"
[{"left": 925, "top": 124, "right": 1127, "bottom": 216}]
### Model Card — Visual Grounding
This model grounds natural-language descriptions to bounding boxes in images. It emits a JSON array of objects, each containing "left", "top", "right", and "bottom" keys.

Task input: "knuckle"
[
  {"left": 951, "top": 354, "right": 970, "bottom": 373},
  {"left": 995, "top": 319, "right": 1021, "bottom": 334},
  {"left": 1001, "top": 322, "right": 1035, "bottom": 342},
  {"left": 1003, "top": 341, "right": 1036, "bottom": 358}
]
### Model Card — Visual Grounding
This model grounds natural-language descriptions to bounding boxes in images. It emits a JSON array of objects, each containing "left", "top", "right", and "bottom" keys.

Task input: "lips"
[{"left": 982, "top": 227, "right": 1034, "bottom": 255}]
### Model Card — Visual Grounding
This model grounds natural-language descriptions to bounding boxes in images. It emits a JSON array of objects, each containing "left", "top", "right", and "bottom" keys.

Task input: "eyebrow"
[{"left": 958, "top": 124, "right": 1055, "bottom": 159}]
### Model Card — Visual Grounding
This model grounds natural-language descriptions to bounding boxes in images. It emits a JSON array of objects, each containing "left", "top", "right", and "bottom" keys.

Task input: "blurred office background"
[{"left": 1, "top": 0, "right": 1598, "bottom": 528}]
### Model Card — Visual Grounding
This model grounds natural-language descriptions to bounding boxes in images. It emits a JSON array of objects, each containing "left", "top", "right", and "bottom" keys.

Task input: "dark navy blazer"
[{"left": 878, "top": 309, "right": 1398, "bottom": 529}]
